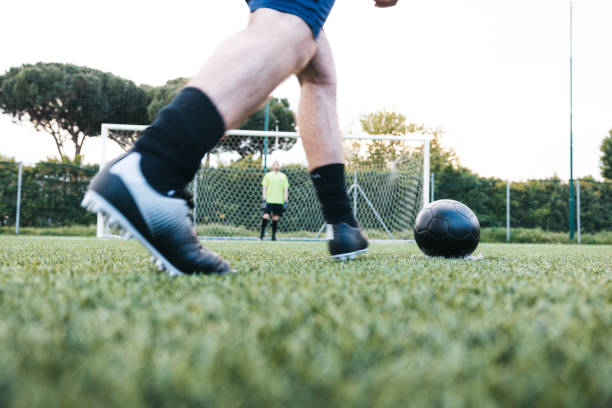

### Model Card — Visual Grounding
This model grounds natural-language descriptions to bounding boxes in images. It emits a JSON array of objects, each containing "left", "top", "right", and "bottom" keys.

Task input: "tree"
[
  {"left": 106, "top": 77, "right": 189, "bottom": 150},
  {"left": 359, "top": 110, "right": 425, "bottom": 165},
  {"left": 143, "top": 81, "right": 297, "bottom": 159},
  {"left": 427, "top": 128, "right": 460, "bottom": 174},
  {"left": 145, "top": 77, "right": 189, "bottom": 122},
  {"left": 601, "top": 129, "right": 612, "bottom": 180},
  {"left": 0, "top": 62, "right": 149, "bottom": 161},
  {"left": 357, "top": 110, "right": 510, "bottom": 224},
  {"left": 214, "top": 97, "right": 297, "bottom": 159},
  {"left": 358, "top": 109, "right": 466, "bottom": 173},
  {"left": 360, "top": 110, "right": 412, "bottom": 136}
]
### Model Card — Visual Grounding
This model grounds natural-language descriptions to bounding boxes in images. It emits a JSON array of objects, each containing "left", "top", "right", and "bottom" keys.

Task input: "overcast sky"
[{"left": 1, "top": 0, "right": 611, "bottom": 181}]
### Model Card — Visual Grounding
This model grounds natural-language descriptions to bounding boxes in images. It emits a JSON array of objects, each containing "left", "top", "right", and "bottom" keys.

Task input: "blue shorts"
[{"left": 246, "top": 0, "right": 335, "bottom": 38}]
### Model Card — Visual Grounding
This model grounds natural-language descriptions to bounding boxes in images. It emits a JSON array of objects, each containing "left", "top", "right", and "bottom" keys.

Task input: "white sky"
[{"left": 1, "top": 0, "right": 611, "bottom": 181}]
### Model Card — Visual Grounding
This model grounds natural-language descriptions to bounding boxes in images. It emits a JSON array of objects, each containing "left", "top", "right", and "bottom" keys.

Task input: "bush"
[
  {"left": 436, "top": 177, "right": 612, "bottom": 233},
  {"left": 1, "top": 160, "right": 611, "bottom": 236},
  {"left": 0, "top": 160, "right": 20, "bottom": 227},
  {"left": 0, "top": 225, "right": 96, "bottom": 237},
  {"left": 480, "top": 227, "right": 612, "bottom": 245},
  {"left": 0, "top": 160, "right": 98, "bottom": 227}
]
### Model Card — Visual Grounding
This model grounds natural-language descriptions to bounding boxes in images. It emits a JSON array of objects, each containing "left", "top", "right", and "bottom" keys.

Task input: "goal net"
[{"left": 97, "top": 124, "right": 430, "bottom": 241}]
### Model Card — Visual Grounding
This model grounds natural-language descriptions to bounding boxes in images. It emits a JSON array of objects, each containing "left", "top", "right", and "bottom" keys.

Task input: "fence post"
[
  {"left": 97, "top": 125, "right": 109, "bottom": 239},
  {"left": 506, "top": 180, "right": 510, "bottom": 243},
  {"left": 353, "top": 170, "right": 358, "bottom": 219},
  {"left": 576, "top": 179, "right": 581, "bottom": 244},
  {"left": 263, "top": 100, "right": 269, "bottom": 173},
  {"left": 192, "top": 174, "right": 198, "bottom": 225},
  {"left": 422, "top": 139, "right": 430, "bottom": 207},
  {"left": 15, "top": 162, "right": 23, "bottom": 235},
  {"left": 430, "top": 173, "right": 435, "bottom": 202}
]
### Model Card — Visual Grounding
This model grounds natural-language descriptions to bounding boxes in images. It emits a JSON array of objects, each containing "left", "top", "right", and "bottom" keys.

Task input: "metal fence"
[
  {"left": 0, "top": 161, "right": 97, "bottom": 232},
  {"left": 0, "top": 161, "right": 20, "bottom": 231},
  {"left": 430, "top": 175, "right": 612, "bottom": 243},
  {"left": 1, "top": 160, "right": 611, "bottom": 243}
]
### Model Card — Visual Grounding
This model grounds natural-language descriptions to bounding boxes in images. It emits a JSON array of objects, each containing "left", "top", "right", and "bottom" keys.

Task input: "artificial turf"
[{"left": 0, "top": 237, "right": 610, "bottom": 407}]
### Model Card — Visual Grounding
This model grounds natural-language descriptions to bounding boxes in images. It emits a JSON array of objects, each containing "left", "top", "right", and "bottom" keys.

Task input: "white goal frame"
[{"left": 97, "top": 123, "right": 431, "bottom": 239}]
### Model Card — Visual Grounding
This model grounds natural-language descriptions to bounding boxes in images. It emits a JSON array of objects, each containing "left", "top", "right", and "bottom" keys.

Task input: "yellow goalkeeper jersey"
[{"left": 262, "top": 171, "right": 289, "bottom": 204}]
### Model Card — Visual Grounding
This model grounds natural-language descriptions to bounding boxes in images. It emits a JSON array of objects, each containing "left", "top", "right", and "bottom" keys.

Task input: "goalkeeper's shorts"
[
  {"left": 264, "top": 203, "right": 285, "bottom": 217},
  {"left": 245, "top": 0, "right": 335, "bottom": 38}
]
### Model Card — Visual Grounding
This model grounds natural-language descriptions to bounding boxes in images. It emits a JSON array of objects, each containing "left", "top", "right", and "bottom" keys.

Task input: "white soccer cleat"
[{"left": 82, "top": 152, "right": 234, "bottom": 276}]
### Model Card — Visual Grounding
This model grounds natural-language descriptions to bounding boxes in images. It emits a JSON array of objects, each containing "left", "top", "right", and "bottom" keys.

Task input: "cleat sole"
[
  {"left": 82, "top": 190, "right": 185, "bottom": 277},
  {"left": 331, "top": 247, "right": 369, "bottom": 261}
]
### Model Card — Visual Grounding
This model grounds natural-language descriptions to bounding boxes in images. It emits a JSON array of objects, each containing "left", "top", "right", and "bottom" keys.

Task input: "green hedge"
[
  {"left": 479, "top": 227, "right": 612, "bottom": 245},
  {"left": 1, "top": 160, "right": 611, "bottom": 235},
  {"left": 0, "top": 161, "right": 20, "bottom": 227},
  {"left": 0, "top": 161, "right": 98, "bottom": 228},
  {"left": 3, "top": 225, "right": 612, "bottom": 245},
  {"left": 435, "top": 173, "right": 612, "bottom": 233}
]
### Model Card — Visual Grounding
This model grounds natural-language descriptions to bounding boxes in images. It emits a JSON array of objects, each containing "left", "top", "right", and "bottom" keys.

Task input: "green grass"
[
  {"left": 0, "top": 225, "right": 97, "bottom": 237},
  {"left": 481, "top": 227, "right": 612, "bottom": 245},
  {"left": 0, "top": 237, "right": 610, "bottom": 407},
  {"left": 4, "top": 224, "right": 612, "bottom": 244}
]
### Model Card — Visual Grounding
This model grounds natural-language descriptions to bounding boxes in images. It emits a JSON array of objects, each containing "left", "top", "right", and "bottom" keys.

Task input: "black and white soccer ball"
[{"left": 413, "top": 199, "right": 480, "bottom": 258}]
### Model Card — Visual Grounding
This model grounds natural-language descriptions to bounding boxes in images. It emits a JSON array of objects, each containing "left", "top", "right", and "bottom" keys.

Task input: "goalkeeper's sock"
[
  {"left": 260, "top": 218, "right": 268, "bottom": 239},
  {"left": 271, "top": 220, "right": 278, "bottom": 239},
  {"left": 310, "top": 163, "right": 358, "bottom": 228},
  {"left": 134, "top": 87, "right": 225, "bottom": 192}
]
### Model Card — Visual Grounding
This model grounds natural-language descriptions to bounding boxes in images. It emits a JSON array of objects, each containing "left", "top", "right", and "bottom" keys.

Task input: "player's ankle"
[
  {"left": 310, "top": 163, "right": 357, "bottom": 228},
  {"left": 132, "top": 148, "right": 187, "bottom": 194},
  {"left": 133, "top": 87, "right": 225, "bottom": 192},
  {"left": 328, "top": 213, "right": 358, "bottom": 228}
]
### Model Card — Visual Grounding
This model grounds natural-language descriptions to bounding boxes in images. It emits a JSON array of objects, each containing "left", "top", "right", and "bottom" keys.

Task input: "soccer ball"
[{"left": 413, "top": 199, "right": 480, "bottom": 258}]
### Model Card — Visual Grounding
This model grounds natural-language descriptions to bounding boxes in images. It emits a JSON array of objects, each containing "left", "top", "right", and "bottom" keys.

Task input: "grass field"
[
  {"left": 3, "top": 225, "right": 612, "bottom": 245},
  {"left": 0, "top": 237, "right": 610, "bottom": 407}
]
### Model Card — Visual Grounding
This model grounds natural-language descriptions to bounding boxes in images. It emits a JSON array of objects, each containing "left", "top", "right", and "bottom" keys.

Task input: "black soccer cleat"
[
  {"left": 81, "top": 152, "right": 234, "bottom": 276},
  {"left": 328, "top": 222, "right": 369, "bottom": 260}
]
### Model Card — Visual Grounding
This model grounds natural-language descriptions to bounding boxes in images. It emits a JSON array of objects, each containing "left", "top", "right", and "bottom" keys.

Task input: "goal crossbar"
[{"left": 98, "top": 124, "right": 431, "bottom": 239}]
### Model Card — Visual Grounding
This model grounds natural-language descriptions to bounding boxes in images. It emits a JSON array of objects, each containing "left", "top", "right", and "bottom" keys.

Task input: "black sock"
[
  {"left": 310, "top": 163, "right": 357, "bottom": 227},
  {"left": 260, "top": 218, "right": 268, "bottom": 239},
  {"left": 134, "top": 87, "right": 225, "bottom": 192},
  {"left": 271, "top": 220, "right": 278, "bottom": 238}
]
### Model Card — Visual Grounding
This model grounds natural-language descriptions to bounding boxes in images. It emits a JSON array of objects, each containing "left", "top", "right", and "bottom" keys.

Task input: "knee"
[
  {"left": 297, "top": 61, "right": 337, "bottom": 95},
  {"left": 273, "top": 216, "right": 279, "bottom": 221},
  {"left": 249, "top": 9, "right": 317, "bottom": 72},
  {"left": 263, "top": 214, "right": 270, "bottom": 220}
]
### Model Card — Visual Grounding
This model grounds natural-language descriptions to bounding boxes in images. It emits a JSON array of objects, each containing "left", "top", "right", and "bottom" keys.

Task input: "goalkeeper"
[{"left": 260, "top": 161, "right": 289, "bottom": 241}]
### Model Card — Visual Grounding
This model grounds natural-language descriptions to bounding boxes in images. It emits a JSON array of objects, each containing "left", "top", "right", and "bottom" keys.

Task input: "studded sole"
[
  {"left": 331, "top": 247, "right": 369, "bottom": 261},
  {"left": 82, "top": 190, "right": 185, "bottom": 277}
]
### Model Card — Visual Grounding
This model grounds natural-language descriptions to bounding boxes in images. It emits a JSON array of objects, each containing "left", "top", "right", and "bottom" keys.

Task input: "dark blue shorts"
[{"left": 246, "top": 0, "right": 335, "bottom": 38}]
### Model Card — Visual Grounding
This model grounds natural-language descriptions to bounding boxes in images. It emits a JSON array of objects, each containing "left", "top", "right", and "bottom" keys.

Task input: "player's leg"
[
  {"left": 297, "top": 32, "right": 368, "bottom": 259},
  {"left": 82, "top": 4, "right": 333, "bottom": 275},
  {"left": 187, "top": 8, "right": 317, "bottom": 130},
  {"left": 260, "top": 211, "right": 271, "bottom": 240},
  {"left": 271, "top": 213, "right": 280, "bottom": 241},
  {"left": 297, "top": 32, "right": 342, "bottom": 171},
  {"left": 135, "top": 9, "right": 317, "bottom": 194}
]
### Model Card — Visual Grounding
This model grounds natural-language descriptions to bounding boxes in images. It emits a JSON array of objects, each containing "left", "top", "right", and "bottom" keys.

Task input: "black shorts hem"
[{"left": 264, "top": 203, "right": 284, "bottom": 217}]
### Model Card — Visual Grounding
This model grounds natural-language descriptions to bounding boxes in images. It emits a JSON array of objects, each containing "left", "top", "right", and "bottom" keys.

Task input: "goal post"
[{"left": 97, "top": 123, "right": 430, "bottom": 240}]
